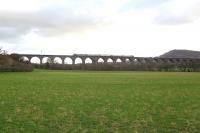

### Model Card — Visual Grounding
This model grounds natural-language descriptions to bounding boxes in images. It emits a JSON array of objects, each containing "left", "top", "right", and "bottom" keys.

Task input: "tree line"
[{"left": 34, "top": 60, "right": 200, "bottom": 72}]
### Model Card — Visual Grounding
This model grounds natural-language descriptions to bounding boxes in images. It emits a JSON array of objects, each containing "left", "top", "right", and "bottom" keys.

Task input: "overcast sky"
[{"left": 0, "top": 0, "right": 200, "bottom": 57}]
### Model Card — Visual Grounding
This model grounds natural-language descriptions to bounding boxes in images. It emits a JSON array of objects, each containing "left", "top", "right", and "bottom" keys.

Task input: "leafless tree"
[
  {"left": 0, "top": 47, "right": 2, "bottom": 54},
  {"left": 0, "top": 47, "right": 8, "bottom": 55}
]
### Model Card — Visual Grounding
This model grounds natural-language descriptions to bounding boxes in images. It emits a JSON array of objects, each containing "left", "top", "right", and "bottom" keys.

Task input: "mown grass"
[{"left": 0, "top": 70, "right": 200, "bottom": 132}]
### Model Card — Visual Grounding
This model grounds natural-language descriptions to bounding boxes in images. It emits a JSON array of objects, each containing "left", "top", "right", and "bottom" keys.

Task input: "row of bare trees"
[{"left": 32, "top": 60, "right": 200, "bottom": 72}]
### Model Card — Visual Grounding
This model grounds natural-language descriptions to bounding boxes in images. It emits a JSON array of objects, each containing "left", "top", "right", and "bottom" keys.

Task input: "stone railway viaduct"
[{"left": 18, "top": 54, "right": 199, "bottom": 65}]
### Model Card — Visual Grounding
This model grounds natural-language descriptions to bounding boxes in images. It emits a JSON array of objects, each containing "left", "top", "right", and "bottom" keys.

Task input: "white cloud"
[
  {"left": 0, "top": 0, "right": 200, "bottom": 57},
  {"left": 0, "top": 0, "right": 130, "bottom": 42},
  {"left": 156, "top": 0, "right": 200, "bottom": 25},
  {"left": 0, "top": 7, "right": 107, "bottom": 41}
]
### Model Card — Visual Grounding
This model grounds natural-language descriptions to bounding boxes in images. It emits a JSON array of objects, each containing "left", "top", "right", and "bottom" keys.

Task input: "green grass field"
[{"left": 0, "top": 70, "right": 200, "bottom": 132}]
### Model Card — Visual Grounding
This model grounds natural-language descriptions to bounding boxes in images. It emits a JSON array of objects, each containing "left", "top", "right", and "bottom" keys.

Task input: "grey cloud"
[
  {"left": 155, "top": 13, "right": 194, "bottom": 25},
  {"left": 155, "top": 1, "right": 200, "bottom": 25},
  {"left": 0, "top": 7, "right": 104, "bottom": 42},
  {"left": 0, "top": 27, "right": 29, "bottom": 43}
]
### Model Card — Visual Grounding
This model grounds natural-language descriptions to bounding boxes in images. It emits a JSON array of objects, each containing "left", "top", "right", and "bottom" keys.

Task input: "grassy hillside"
[
  {"left": 0, "top": 70, "right": 200, "bottom": 132},
  {"left": 160, "top": 49, "right": 200, "bottom": 58}
]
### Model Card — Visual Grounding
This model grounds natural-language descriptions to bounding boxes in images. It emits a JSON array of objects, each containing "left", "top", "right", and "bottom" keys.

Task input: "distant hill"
[{"left": 159, "top": 49, "right": 200, "bottom": 59}]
